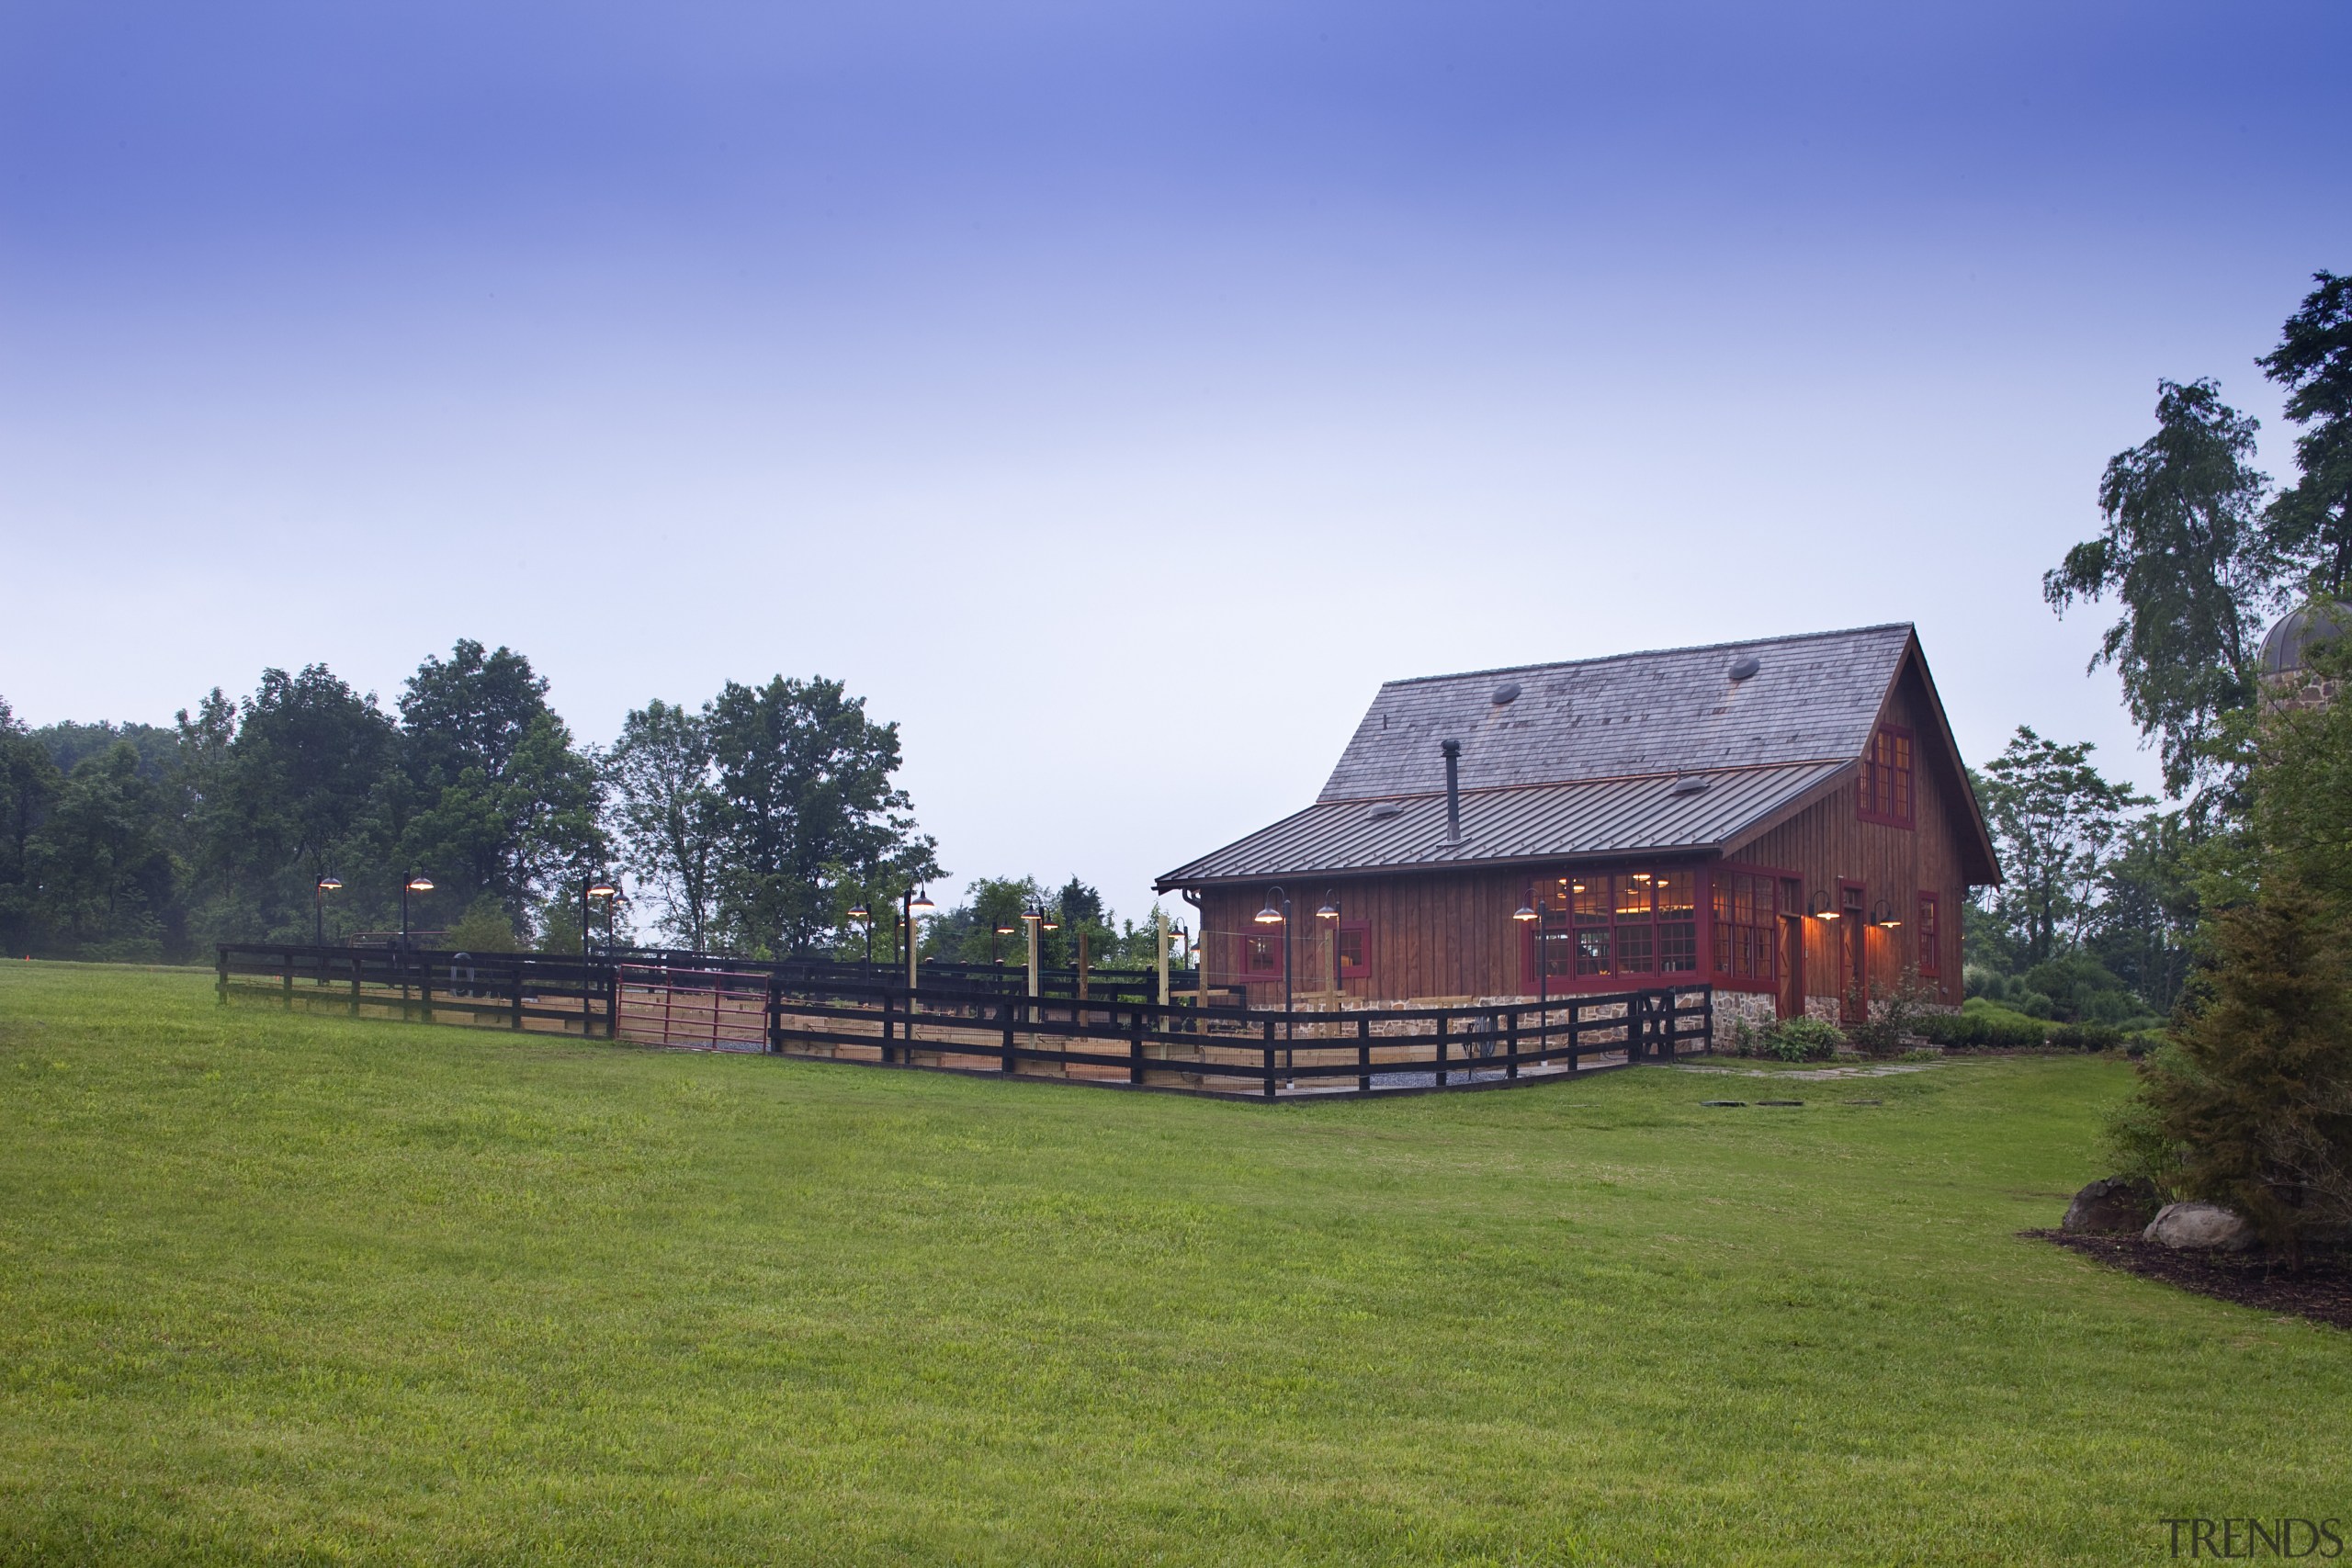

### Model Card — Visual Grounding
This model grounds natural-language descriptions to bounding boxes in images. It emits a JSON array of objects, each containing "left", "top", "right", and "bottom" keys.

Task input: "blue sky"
[{"left": 4, "top": 1, "right": 2347, "bottom": 922}]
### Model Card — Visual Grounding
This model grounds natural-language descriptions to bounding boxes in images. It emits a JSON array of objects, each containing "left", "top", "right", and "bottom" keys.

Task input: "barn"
[{"left": 1156, "top": 624, "right": 1999, "bottom": 1035}]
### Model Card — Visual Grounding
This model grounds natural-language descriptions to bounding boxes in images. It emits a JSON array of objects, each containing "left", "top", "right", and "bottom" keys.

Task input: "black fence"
[{"left": 217, "top": 942, "right": 1714, "bottom": 1100}]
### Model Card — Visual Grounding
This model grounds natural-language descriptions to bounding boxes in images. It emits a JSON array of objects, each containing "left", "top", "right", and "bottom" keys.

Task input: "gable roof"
[
  {"left": 1318, "top": 623, "right": 1914, "bottom": 801},
  {"left": 1158, "top": 623, "right": 1998, "bottom": 889}
]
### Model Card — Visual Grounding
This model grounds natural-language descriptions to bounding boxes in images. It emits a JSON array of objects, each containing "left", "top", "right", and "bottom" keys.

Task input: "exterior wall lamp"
[
  {"left": 1871, "top": 899, "right": 1902, "bottom": 929},
  {"left": 314, "top": 875, "right": 342, "bottom": 948},
  {"left": 1808, "top": 890, "right": 1839, "bottom": 920}
]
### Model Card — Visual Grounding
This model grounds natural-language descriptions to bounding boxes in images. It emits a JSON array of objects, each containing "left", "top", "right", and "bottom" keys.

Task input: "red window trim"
[
  {"left": 1917, "top": 891, "right": 1941, "bottom": 977},
  {"left": 1240, "top": 927, "right": 1284, "bottom": 977},
  {"left": 1336, "top": 919, "right": 1372, "bottom": 978},
  {"left": 1857, "top": 723, "right": 1917, "bottom": 829},
  {"left": 1708, "top": 861, "right": 1795, "bottom": 991},
  {"left": 1517, "top": 863, "right": 1704, "bottom": 991}
]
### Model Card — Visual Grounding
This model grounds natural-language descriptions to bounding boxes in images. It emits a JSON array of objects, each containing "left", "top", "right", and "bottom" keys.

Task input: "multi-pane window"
[
  {"left": 1858, "top": 725, "right": 1916, "bottom": 827},
  {"left": 1917, "top": 893, "right": 1941, "bottom": 976},
  {"left": 1243, "top": 930, "right": 1283, "bottom": 976},
  {"left": 1711, "top": 871, "right": 1779, "bottom": 980},
  {"left": 1337, "top": 922, "right": 1370, "bottom": 977},
  {"left": 1555, "top": 869, "right": 1697, "bottom": 978}
]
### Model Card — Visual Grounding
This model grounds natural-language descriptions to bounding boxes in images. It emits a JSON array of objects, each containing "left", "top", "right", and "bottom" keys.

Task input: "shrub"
[
  {"left": 446, "top": 896, "right": 521, "bottom": 953},
  {"left": 1916, "top": 1004, "right": 2048, "bottom": 1050},
  {"left": 2123, "top": 885, "right": 2352, "bottom": 1260},
  {"left": 2045, "top": 1021, "right": 2125, "bottom": 1053},
  {"left": 1759, "top": 1017, "right": 1843, "bottom": 1063}
]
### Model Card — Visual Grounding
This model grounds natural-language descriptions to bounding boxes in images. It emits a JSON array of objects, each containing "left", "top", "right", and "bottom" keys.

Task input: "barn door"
[{"left": 1839, "top": 884, "right": 1868, "bottom": 1023}]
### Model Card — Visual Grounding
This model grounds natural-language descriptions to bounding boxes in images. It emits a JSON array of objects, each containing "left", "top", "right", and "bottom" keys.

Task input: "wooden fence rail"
[{"left": 218, "top": 943, "right": 1713, "bottom": 1100}]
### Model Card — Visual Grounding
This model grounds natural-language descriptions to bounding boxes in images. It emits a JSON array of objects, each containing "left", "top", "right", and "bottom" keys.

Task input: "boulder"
[
  {"left": 2143, "top": 1201, "right": 2257, "bottom": 1253},
  {"left": 2061, "top": 1176, "right": 2159, "bottom": 1235}
]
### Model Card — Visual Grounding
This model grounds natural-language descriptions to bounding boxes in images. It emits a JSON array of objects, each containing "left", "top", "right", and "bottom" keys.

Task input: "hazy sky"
[{"left": 5, "top": 1, "right": 2347, "bottom": 921}]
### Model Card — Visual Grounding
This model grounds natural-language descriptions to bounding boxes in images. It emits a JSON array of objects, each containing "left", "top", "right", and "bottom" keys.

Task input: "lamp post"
[
  {"left": 849, "top": 903, "right": 872, "bottom": 969},
  {"left": 1254, "top": 885, "right": 1294, "bottom": 1025},
  {"left": 314, "top": 875, "right": 342, "bottom": 948},
  {"left": 1512, "top": 887, "right": 1559, "bottom": 1013},
  {"left": 903, "top": 886, "right": 933, "bottom": 992},
  {"left": 1022, "top": 904, "right": 1045, "bottom": 998},
  {"left": 1316, "top": 891, "right": 1341, "bottom": 998},
  {"left": 400, "top": 874, "right": 434, "bottom": 952},
  {"left": 582, "top": 878, "right": 618, "bottom": 959}
]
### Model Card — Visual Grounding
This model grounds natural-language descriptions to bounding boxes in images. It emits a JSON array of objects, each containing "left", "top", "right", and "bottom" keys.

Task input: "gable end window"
[{"left": 1858, "top": 725, "right": 1915, "bottom": 828}]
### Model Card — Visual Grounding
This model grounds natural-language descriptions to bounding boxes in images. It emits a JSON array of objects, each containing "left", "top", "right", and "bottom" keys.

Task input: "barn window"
[
  {"left": 1243, "top": 930, "right": 1283, "bottom": 976},
  {"left": 1337, "top": 921, "right": 1370, "bottom": 977},
  {"left": 1544, "top": 868, "right": 1696, "bottom": 979},
  {"left": 1858, "top": 725, "right": 1915, "bottom": 827},
  {"left": 1917, "top": 893, "right": 1941, "bottom": 976},
  {"left": 1710, "top": 870, "right": 1779, "bottom": 981}
]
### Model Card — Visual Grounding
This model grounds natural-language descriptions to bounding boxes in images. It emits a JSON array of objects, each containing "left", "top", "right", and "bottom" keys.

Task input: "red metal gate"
[{"left": 616, "top": 964, "right": 770, "bottom": 1051}]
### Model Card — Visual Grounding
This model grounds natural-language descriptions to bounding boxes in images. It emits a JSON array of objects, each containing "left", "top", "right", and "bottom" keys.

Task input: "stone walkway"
[{"left": 1676, "top": 1061, "right": 1945, "bottom": 1081}]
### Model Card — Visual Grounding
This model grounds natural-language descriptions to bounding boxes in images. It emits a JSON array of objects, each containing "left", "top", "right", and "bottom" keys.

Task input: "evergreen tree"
[{"left": 2132, "top": 886, "right": 2352, "bottom": 1259}]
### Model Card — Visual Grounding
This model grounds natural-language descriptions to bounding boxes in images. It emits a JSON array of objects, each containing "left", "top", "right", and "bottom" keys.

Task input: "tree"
[
  {"left": 2259, "top": 271, "right": 2352, "bottom": 596},
  {"left": 26, "top": 743, "right": 175, "bottom": 958},
  {"left": 0, "top": 697, "right": 62, "bottom": 955},
  {"left": 606, "top": 700, "right": 724, "bottom": 950},
  {"left": 925, "top": 874, "right": 1048, "bottom": 965},
  {"left": 2089, "top": 809, "right": 2201, "bottom": 1016},
  {"left": 395, "top": 642, "right": 605, "bottom": 923},
  {"left": 2124, "top": 884, "right": 2352, "bottom": 1260},
  {"left": 2045, "top": 378, "right": 2288, "bottom": 795},
  {"left": 1973, "top": 728, "right": 2150, "bottom": 969},
  {"left": 706, "top": 676, "right": 940, "bottom": 957}
]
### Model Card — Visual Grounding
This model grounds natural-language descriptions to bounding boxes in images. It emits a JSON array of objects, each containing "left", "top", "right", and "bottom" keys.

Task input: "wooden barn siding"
[{"left": 1732, "top": 660, "right": 1971, "bottom": 1007}]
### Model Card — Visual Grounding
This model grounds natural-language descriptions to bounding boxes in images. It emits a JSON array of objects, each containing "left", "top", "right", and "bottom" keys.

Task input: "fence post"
[
  {"left": 283, "top": 949, "right": 294, "bottom": 1010},
  {"left": 348, "top": 952, "right": 360, "bottom": 1017},
  {"left": 766, "top": 974, "right": 782, "bottom": 1055},
  {"left": 1261, "top": 1016, "right": 1276, "bottom": 1100},
  {"left": 1001, "top": 998, "right": 1016, "bottom": 1072},
  {"left": 420, "top": 955, "right": 434, "bottom": 1026},
  {"left": 1357, "top": 1014, "right": 1371, "bottom": 1093},
  {"left": 508, "top": 960, "right": 523, "bottom": 1030},
  {"left": 1435, "top": 1012, "right": 1448, "bottom": 1088},
  {"left": 1506, "top": 1006, "right": 1520, "bottom": 1080},
  {"left": 881, "top": 989, "right": 895, "bottom": 1065},
  {"left": 605, "top": 964, "right": 619, "bottom": 1039},
  {"left": 1128, "top": 1005, "right": 1144, "bottom": 1085}
]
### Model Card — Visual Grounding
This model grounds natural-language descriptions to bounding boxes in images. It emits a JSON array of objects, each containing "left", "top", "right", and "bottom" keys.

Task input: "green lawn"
[{"left": 2, "top": 964, "right": 2343, "bottom": 1565}]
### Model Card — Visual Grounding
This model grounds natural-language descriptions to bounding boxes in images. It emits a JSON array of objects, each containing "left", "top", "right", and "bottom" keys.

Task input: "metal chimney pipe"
[{"left": 1441, "top": 739, "right": 1463, "bottom": 843}]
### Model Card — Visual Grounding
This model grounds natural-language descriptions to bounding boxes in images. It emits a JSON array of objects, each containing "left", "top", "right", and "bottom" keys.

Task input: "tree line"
[
  {"left": 1991, "top": 268, "right": 2352, "bottom": 1259},
  {"left": 1962, "top": 271, "right": 2351, "bottom": 1039},
  {"left": 0, "top": 643, "right": 944, "bottom": 963}
]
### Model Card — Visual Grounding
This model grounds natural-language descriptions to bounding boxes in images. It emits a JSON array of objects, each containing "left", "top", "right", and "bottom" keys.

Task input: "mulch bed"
[{"left": 2025, "top": 1230, "right": 2352, "bottom": 1331}]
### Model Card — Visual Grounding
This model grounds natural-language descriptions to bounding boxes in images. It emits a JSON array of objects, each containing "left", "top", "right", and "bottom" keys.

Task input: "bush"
[
  {"left": 2123, "top": 886, "right": 2352, "bottom": 1259},
  {"left": 1759, "top": 1017, "right": 1843, "bottom": 1063},
  {"left": 2045, "top": 1021, "right": 2125, "bottom": 1053},
  {"left": 446, "top": 896, "right": 521, "bottom": 953},
  {"left": 1916, "top": 1003, "right": 2049, "bottom": 1050}
]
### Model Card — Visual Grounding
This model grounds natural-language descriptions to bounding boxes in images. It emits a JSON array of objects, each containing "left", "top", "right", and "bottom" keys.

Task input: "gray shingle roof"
[
  {"left": 1318, "top": 623, "right": 1915, "bottom": 801},
  {"left": 1158, "top": 762, "right": 1849, "bottom": 886},
  {"left": 1159, "top": 624, "right": 1928, "bottom": 889}
]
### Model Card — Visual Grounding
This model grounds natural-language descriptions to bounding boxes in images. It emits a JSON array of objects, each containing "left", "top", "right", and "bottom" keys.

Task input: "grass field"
[{"left": 3, "top": 963, "right": 2346, "bottom": 1565}]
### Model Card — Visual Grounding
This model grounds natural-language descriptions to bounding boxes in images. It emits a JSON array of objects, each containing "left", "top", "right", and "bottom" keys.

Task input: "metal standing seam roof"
[
  {"left": 1158, "top": 761, "right": 1850, "bottom": 886},
  {"left": 1159, "top": 624, "right": 1931, "bottom": 890}
]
